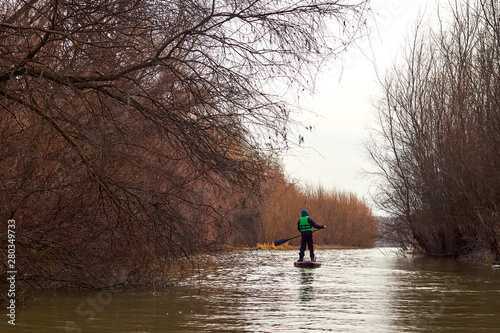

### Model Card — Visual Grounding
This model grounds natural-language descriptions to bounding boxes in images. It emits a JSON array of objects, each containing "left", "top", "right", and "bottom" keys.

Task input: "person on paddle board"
[{"left": 298, "top": 209, "right": 325, "bottom": 262}]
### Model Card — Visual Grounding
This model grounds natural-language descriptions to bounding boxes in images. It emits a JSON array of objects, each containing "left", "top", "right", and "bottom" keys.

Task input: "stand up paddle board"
[{"left": 294, "top": 261, "right": 321, "bottom": 268}]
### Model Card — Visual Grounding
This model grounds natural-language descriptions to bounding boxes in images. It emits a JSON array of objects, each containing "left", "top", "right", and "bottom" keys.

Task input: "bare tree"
[
  {"left": 0, "top": 0, "right": 368, "bottom": 289},
  {"left": 369, "top": 0, "right": 500, "bottom": 261}
]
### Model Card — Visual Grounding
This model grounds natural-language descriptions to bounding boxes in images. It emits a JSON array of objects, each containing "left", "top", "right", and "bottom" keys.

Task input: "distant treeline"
[
  {"left": 253, "top": 179, "right": 377, "bottom": 248},
  {"left": 370, "top": 0, "right": 500, "bottom": 262}
]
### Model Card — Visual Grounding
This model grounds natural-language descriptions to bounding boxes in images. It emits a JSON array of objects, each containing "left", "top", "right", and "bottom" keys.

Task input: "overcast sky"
[{"left": 281, "top": 0, "right": 441, "bottom": 213}]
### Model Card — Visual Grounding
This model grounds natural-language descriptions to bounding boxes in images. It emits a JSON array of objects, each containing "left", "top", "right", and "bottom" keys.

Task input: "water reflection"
[
  {"left": 298, "top": 270, "right": 315, "bottom": 302},
  {"left": 389, "top": 257, "right": 500, "bottom": 332},
  {"left": 14, "top": 248, "right": 500, "bottom": 332}
]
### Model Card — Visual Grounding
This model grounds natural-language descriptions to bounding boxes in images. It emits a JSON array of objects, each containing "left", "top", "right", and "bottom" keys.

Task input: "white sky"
[{"left": 281, "top": 0, "right": 441, "bottom": 214}]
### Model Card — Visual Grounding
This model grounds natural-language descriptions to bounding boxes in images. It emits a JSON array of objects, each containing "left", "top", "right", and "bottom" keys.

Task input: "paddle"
[{"left": 273, "top": 229, "right": 322, "bottom": 246}]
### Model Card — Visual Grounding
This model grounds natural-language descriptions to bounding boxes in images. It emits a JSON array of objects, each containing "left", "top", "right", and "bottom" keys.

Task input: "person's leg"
[
  {"left": 299, "top": 235, "right": 306, "bottom": 261},
  {"left": 307, "top": 234, "right": 315, "bottom": 261}
]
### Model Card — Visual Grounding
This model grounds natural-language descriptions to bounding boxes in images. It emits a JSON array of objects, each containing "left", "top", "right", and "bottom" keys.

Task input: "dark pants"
[{"left": 299, "top": 231, "right": 314, "bottom": 260}]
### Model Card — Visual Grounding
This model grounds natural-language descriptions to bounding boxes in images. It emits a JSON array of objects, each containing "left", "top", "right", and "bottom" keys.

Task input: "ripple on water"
[{"left": 15, "top": 248, "right": 500, "bottom": 332}]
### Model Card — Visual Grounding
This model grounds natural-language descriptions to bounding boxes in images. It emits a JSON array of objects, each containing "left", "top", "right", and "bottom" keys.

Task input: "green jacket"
[
  {"left": 298, "top": 216, "right": 325, "bottom": 233},
  {"left": 298, "top": 216, "right": 313, "bottom": 232}
]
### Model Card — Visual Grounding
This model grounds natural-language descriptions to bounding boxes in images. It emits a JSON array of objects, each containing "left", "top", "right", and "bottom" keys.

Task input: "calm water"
[{"left": 6, "top": 248, "right": 500, "bottom": 332}]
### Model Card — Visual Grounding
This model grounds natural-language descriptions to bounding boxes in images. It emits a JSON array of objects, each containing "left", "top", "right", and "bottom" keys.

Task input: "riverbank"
[
  {"left": 456, "top": 248, "right": 499, "bottom": 265},
  {"left": 410, "top": 245, "right": 499, "bottom": 266},
  {"left": 229, "top": 243, "right": 371, "bottom": 251}
]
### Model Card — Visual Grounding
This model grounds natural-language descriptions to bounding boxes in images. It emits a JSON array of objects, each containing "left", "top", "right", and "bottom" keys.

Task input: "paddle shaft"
[{"left": 274, "top": 228, "right": 321, "bottom": 246}]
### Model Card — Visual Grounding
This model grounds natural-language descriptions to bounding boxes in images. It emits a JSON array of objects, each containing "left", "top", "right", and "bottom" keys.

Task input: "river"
[{"left": 9, "top": 248, "right": 500, "bottom": 332}]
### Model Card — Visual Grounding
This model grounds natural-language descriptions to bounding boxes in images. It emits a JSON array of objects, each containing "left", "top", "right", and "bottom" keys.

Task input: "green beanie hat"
[{"left": 301, "top": 209, "right": 309, "bottom": 217}]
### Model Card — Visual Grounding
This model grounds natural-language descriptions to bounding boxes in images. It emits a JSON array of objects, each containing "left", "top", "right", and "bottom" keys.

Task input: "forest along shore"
[{"left": 0, "top": 0, "right": 374, "bottom": 293}]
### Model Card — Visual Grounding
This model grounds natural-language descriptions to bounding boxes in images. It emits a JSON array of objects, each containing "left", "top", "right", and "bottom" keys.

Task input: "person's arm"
[{"left": 308, "top": 218, "right": 325, "bottom": 229}]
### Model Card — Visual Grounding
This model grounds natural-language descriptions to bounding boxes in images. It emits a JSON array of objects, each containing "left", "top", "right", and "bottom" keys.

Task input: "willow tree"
[
  {"left": 370, "top": 0, "right": 500, "bottom": 260},
  {"left": 0, "top": 0, "right": 368, "bottom": 289}
]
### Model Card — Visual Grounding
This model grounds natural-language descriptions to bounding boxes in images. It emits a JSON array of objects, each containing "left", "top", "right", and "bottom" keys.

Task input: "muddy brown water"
[{"left": 7, "top": 248, "right": 500, "bottom": 332}]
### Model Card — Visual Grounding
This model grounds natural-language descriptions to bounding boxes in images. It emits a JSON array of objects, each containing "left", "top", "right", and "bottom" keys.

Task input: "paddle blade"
[{"left": 273, "top": 238, "right": 290, "bottom": 246}]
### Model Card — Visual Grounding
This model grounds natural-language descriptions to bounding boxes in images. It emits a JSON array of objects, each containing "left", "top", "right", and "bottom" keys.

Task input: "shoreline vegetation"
[
  {"left": 249, "top": 181, "right": 379, "bottom": 250},
  {"left": 0, "top": 0, "right": 375, "bottom": 294},
  {"left": 370, "top": 0, "right": 499, "bottom": 264}
]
